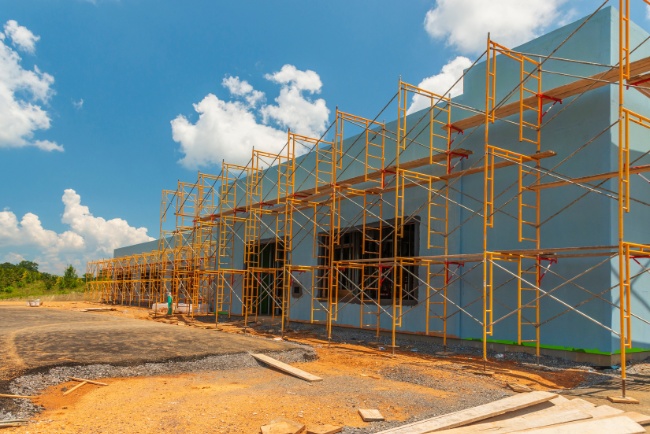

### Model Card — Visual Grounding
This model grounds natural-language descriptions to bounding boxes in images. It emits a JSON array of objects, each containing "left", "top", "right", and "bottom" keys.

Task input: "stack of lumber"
[{"left": 378, "top": 391, "right": 650, "bottom": 434}]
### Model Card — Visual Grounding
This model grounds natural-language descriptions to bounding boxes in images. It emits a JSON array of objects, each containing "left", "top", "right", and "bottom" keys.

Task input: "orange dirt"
[{"left": 2, "top": 301, "right": 590, "bottom": 433}]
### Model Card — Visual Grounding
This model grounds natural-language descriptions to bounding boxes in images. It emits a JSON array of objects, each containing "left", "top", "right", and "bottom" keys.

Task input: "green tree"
[
  {"left": 41, "top": 273, "right": 57, "bottom": 290},
  {"left": 18, "top": 260, "right": 38, "bottom": 272},
  {"left": 60, "top": 265, "right": 79, "bottom": 289}
]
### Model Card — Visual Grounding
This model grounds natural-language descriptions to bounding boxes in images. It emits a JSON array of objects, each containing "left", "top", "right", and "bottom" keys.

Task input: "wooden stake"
[
  {"left": 0, "top": 393, "right": 33, "bottom": 399},
  {"left": 69, "top": 377, "right": 108, "bottom": 386},
  {"left": 63, "top": 381, "right": 88, "bottom": 396}
]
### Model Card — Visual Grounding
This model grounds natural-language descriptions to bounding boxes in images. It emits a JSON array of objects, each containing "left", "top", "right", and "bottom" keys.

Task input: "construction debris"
[
  {"left": 0, "top": 393, "right": 33, "bottom": 399},
  {"left": 69, "top": 377, "right": 108, "bottom": 386},
  {"left": 63, "top": 380, "right": 88, "bottom": 395},
  {"left": 508, "top": 383, "right": 533, "bottom": 393},
  {"left": 251, "top": 353, "right": 322, "bottom": 382},
  {"left": 358, "top": 408, "right": 385, "bottom": 422},
  {"left": 260, "top": 418, "right": 306, "bottom": 434},
  {"left": 378, "top": 392, "right": 650, "bottom": 434},
  {"left": 305, "top": 424, "right": 342, "bottom": 434},
  {"left": 378, "top": 391, "right": 557, "bottom": 433},
  {"left": 81, "top": 307, "right": 116, "bottom": 312}
]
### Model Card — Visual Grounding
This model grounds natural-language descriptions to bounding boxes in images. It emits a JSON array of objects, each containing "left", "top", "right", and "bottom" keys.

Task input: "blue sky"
[{"left": 0, "top": 0, "right": 648, "bottom": 274}]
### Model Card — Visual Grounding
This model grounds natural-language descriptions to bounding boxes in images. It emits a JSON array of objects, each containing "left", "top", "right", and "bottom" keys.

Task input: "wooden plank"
[
  {"left": 510, "top": 415, "right": 644, "bottom": 434},
  {"left": 508, "top": 383, "right": 532, "bottom": 393},
  {"left": 619, "top": 411, "right": 650, "bottom": 425},
  {"left": 260, "top": 419, "right": 306, "bottom": 434},
  {"left": 529, "top": 164, "right": 650, "bottom": 190},
  {"left": 0, "top": 422, "right": 27, "bottom": 427},
  {"left": 452, "top": 57, "right": 650, "bottom": 132},
  {"left": 0, "top": 393, "right": 33, "bottom": 399},
  {"left": 69, "top": 377, "right": 108, "bottom": 386},
  {"left": 376, "top": 391, "right": 557, "bottom": 434},
  {"left": 306, "top": 425, "right": 342, "bottom": 434},
  {"left": 436, "top": 408, "right": 591, "bottom": 434},
  {"left": 358, "top": 409, "right": 385, "bottom": 422},
  {"left": 200, "top": 149, "right": 473, "bottom": 222},
  {"left": 63, "top": 381, "right": 88, "bottom": 396},
  {"left": 251, "top": 353, "right": 322, "bottom": 382}
]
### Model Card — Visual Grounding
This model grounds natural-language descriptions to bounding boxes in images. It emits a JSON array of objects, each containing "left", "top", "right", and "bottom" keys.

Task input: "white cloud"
[
  {"left": 0, "top": 189, "right": 154, "bottom": 273},
  {"left": 171, "top": 64, "right": 330, "bottom": 169},
  {"left": 408, "top": 56, "right": 472, "bottom": 114},
  {"left": 2, "top": 252, "right": 24, "bottom": 264},
  {"left": 261, "top": 65, "right": 329, "bottom": 138},
  {"left": 424, "top": 0, "right": 569, "bottom": 54},
  {"left": 0, "top": 20, "right": 62, "bottom": 151},
  {"left": 3, "top": 20, "right": 39, "bottom": 54},
  {"left": 73, "top": 98, "right": 84, "bottom": 110},
  {"left": 222, "top": 76, "right": 264, "bottom": 106}
]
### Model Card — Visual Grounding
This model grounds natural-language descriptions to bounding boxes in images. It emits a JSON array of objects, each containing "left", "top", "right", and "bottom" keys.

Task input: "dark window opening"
[{"left": 317, "top": 220, "right": 419, "bottom": 303}]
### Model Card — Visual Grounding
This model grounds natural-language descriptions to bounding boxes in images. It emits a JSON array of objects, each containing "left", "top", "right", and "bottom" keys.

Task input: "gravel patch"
[{"left": 0, "top": 347, "right": 315, "bottom": 423}]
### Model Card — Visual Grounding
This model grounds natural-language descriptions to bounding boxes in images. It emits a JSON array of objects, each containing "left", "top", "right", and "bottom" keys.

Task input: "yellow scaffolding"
[{"left": 85, "top": 2, "right": 650, "bottom": 401}]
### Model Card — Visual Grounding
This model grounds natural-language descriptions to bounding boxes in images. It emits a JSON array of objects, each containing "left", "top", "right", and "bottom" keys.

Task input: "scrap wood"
[
  {"left": 0, "top": 393, "right": 33, "bottom": 399},
  {"left": 306, "top": 424, "right": 342, "bottom": 434},
  {"left": 617, "top": 411, "right": 650, "bottom": 425},
  {"left": 358, "top": 409, "right": 385, "bottom": 422},
  {"left": 63, "top": 381, "right": 87, "bottom": 396},
  {"left": 69, "top": 377, "right": 108, "bottom": 386},
  {"left": 82, "top": 308, "right": 116, "bottom": 312},
  {"left": 510, "top": 415, "right": 644, "bottom": 434},
  {"left": 0, "top": 422, "right": 27, "bottom": 428},
  {"left": 437, "top": 408, "right": 591, "bottom": 433},
  {"left": 251, "top": 353, "right": 322, "bottom": 382},
  {"left": 508, "top": 383, "right": 532, "bottom": 393},
  {"left": 260, "top": 418, "right": 306, "bottom": 434},
  {"left": 377, "top": 391, "right": 557, "bottom": 434}
]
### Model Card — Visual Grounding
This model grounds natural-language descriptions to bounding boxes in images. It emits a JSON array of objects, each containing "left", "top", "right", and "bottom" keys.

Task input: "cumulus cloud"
[
  {"left": 222, "top": 76, "right": 264, "bottom": 106},
  {"left": 0, "top": 189, "right": 153, "bottom": 273},
  {"left": 407, "top": 56, "right": 472, "bottom": 114},
  {"left": 73, "top": 98, "right": 84, "bottom": 110},
  {"left": 261, "top": 65, "right": 329, "bottom": 138},
  {"left": 424, "top": 0, "right": 569, "bottom": 54},
  {"left": 171, "top": 65, "right": 330, "bottom": 169},
  {"left": 0, "top": 20, "right": 62, "bottom": 151},
  {"left": 3, "top": 20, "right": 39, "bottom": 54}
]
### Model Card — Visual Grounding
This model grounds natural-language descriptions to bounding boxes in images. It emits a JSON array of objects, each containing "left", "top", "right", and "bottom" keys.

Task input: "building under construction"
[{"left": 87, "top": 5, "right": 650, "bottom": 396}]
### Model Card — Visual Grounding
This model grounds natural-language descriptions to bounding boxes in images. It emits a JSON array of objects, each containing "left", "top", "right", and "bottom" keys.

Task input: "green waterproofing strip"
[{"left": 462, "top": 337, "right": 647, "bottom": 356}]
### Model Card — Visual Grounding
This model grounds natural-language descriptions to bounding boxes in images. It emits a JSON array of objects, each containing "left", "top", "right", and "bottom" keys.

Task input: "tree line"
[{"left": 0, "top": 261, "right": 82, "bottom": 294}]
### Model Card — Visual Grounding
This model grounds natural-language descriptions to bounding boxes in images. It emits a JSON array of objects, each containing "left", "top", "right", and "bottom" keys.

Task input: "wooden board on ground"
[
  {"left": 608, "top": 395, "right": 641, "bottom": 404},
  {"left": 251, "top": 353, "right": 322, "bottom": 382},
  {"left": 63, "top": 381, "right": 87, "bottom": 396},
  {"left": 508, "top": 383, "right": 532, "bottom": 393},
  {"left": 260, "top": 418, "right": 306, "bottom": 434},
  {"left": 0, "top": 393, "right": 33, "bottom": 399},
  {"left": 510, "top": 415, "right": 644, "bottom": 434},
  {"left": 306, "top": 424, "right": 342, "bottom": 434},
  {"left": 440, "top": 407, "right": 591, "bottom": 434},
  {"left": 377, "top": 391, "right": 557, "bottom": 434},
  {"left": 358, "top": 409, "right": 385, "bottom": 422},
  {"left": 69, "top": 376, "right": 108, "bottom": 386},
  {"left": 620, "top": 411, "right": 650, "bottom": 425}
]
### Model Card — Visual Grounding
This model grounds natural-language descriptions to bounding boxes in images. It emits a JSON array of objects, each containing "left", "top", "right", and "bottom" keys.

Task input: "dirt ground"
[{"left": 1, "top": 300, "right": 649, "bottom": 433}]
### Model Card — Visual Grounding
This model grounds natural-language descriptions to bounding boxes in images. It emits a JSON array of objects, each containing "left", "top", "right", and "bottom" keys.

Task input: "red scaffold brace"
[
  {"left": 537, "top": 257, "right": 557, "bottom": 285},
  {"left": 447, "top": 151, "right": 469, "bottom": 175},
  {"left": 538, "top": 94, "right": 563, "bottom": 123},
  {"left": 381, "top": 169, "right": 396, "bottom": 189},
  {"left": 444, "top": 261, "right": 464, "bottom": 285},
  {"left": 627, "top": 75, "right": 650, "bottom": 90}
]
